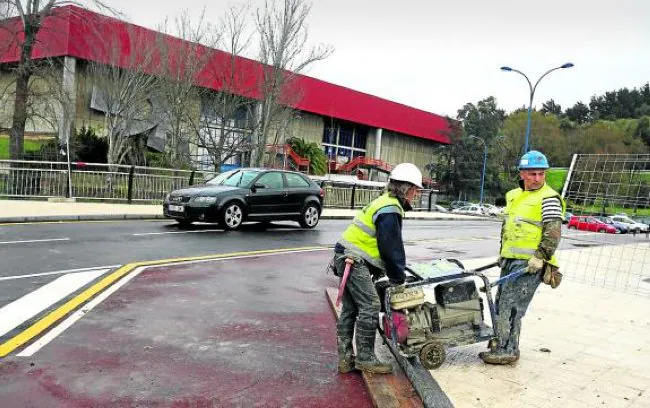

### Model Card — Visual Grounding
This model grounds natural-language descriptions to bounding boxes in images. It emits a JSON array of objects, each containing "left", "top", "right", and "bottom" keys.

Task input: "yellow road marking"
[{"left": 0, "top": 246, "right": 325, "bottom": 357}]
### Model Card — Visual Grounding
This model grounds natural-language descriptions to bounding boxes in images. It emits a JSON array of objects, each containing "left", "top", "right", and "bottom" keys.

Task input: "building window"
[{"left": 322, "top": 121, "right": 369, "bottom": 165}]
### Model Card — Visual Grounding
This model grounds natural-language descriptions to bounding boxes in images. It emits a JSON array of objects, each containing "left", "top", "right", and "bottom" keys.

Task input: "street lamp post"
[
  {"left": 501, "top": 63, "right": 574, "bottom": 153},
  {"left": 469, "top": 135, "right": 505, "bottom": 206}
]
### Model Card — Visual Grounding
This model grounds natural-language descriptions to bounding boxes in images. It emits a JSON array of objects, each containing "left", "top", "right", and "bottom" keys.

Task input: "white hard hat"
[{"left": 389, "top": 163, "right": 423, "bottom": 188}]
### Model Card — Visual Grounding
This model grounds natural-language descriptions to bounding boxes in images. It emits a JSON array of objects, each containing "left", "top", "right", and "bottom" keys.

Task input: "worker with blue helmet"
[{"left": 480, "top": 150, "right": 565, "bottom": 365}]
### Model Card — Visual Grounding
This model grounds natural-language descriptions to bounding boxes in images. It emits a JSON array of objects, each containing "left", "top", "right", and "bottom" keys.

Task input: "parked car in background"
[
  {"left": 449, "top": 200, "right": 472, "bottom": 211},
  {"left": 609, "top": 214, "right": 649, "bottom": 233},
  {"left": 567, "top": 216, "right": 617, "bottom": 234},
  {"left": 481, "top": 204, "right": 504, "bottom": 216},
  {"left": 599, "top": 217, "right": 629, "bottom": 234},
  {"left": 163, "top": 168, "right": 324, "bottom": 230},
  {"left": 451, "top": 205, "right": 489, "bottom": 216}
]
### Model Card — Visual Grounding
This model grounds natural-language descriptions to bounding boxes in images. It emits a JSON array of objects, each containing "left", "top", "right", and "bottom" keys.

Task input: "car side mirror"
[{"left": 252, "top": 182, "right": 266, "bottom": 190}]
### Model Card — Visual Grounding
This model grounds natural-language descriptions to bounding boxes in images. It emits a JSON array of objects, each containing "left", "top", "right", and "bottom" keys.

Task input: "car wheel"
[
  {"left": 221, "top": 202, "right": 244, "bottom": 230},
  {"left": 598, "top": 228, "right": 606, "bottom": 233},
  {"left": 634, "top": 228, "right": 640, "bottom": 234},
  {"left": 299, "top": 203, "right": 320, "bottom": 228},
  {"left": 568, "top": 225, "right": 577, "bottom": 230}
]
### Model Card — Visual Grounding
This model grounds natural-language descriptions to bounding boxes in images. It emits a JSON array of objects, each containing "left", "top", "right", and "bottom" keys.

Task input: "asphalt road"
[
  {"left": 0, "top": 219, "right": 500, "bottom": 305},
  {"left": 1, "top": 218, "right": 645, "bottom": 309}
]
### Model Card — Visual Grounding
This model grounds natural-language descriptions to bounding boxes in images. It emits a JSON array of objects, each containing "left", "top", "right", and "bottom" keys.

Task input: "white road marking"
[
  {"left": 17, "top": 248, "right": 328, "bottom": 356},
  {"left": 0, "top": 238, "right": 70, "bottom": 245},
  {"left": 17, "top": 265, "right": 147, "bottom": 357},
  {"left": 0, "top": 265, "right": 120, "bottom": 282},
  {"left": 0, "top": 269, "right": 109, "bottom": 338},
  {"left": 132, "top": 229, "right": 223, "bottom": 236}
]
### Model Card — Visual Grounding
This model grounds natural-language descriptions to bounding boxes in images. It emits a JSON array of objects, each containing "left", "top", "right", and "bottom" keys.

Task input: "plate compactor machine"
[{"left": 375, "top": 259, "right": 502, "bottom": 370}]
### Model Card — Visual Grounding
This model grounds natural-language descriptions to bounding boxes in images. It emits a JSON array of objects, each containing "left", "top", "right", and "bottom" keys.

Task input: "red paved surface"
[{"left": 0, "top": 250, "right": 373, "bottom": 407}]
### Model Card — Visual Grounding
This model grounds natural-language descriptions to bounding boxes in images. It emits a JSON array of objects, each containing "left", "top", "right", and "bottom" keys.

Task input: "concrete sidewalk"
[
  {"left": 0, "top": 199, "right": 492, "bottom": 223},
  {"left": 406, "top": 252, "right": 650, "bottom": 408}
]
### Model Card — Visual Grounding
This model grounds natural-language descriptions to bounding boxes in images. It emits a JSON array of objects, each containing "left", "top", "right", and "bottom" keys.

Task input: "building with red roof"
[{"left": 0, "top": 6, "right": 451, "bottom": 176}]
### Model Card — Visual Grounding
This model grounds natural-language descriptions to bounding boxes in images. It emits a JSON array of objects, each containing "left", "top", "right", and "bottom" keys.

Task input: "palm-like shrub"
[{"left": 287, "top": 137, "right": 327, "bottom": 175}]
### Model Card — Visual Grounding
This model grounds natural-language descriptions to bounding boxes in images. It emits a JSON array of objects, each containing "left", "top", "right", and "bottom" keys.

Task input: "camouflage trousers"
[
  {"left": 332, "top": 253, "right": 382, "bottom": 339},
  {"left": 493, "top": 258, "right": 542, "bottom": 355}
]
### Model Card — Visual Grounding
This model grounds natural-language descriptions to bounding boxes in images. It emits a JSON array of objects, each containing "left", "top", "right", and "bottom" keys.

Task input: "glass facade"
[{"left": 322, "top": 122, "right": 368, "bottom": 165}]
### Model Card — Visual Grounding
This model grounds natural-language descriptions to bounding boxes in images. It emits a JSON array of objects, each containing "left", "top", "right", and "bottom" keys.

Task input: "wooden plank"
[{"left": 326, "top": 287, "right": 424, "bottom": 408}]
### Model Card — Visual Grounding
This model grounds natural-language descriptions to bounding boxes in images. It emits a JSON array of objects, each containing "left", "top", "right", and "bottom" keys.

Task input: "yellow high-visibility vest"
[
  {"left": 338, "top": 193, "right": 404, "bottom": 269},
  {"left": 500, "top": 183, "right": 565, "bottom": 267}
]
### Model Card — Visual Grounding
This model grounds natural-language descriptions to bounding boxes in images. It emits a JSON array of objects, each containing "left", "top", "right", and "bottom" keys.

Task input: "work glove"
[
  {"left": 526, "top": 256, "right": 545, "bottom": 274},
  {"left": 543, "top": 266, "right": 563, "bottom": 289},
  {"left": 391, "top": 283, "right": 406, "bottom": 294}
]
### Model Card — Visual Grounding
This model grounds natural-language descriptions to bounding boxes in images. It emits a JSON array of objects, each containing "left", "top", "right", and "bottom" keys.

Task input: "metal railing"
[
  {"left": 319, "top": 180, "right": 437, "bottom": 211},
  {"left": 0, "top": 160, "right": 216, "bottom": 203},
  {"left": 0, "top": 160, "right": 459, "bottom": 212}
]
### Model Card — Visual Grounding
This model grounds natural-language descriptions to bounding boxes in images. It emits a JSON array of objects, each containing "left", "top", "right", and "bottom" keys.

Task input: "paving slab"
[{"left": 432, "top": 256, "right": 650, "bottom": 408}]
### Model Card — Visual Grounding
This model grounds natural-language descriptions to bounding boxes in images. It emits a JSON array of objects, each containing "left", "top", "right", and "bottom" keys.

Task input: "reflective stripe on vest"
[
  {"left": 500, "top": 184, "right": 565, "bottom": 267},
  {"left": 352, "top": 218, "right": 375, "bottom": 237},
  {"left": 339, "top": 193, "right": 404, "bottom": 269}
]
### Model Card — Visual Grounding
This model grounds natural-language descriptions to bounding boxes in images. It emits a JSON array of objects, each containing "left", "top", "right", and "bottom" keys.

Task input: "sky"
[{"left": 90, "top": 0, "right": 649, "bottom": 118}]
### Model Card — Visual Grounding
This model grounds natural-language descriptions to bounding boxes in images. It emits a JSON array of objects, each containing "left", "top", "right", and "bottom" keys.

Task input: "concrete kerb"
[{"left": 0, "top": 214, "right": 168, "bottom": 224}]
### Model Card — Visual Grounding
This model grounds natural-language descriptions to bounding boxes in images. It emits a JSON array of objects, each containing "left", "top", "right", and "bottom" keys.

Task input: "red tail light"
[{"left": 319, "top": 188, "right": 325, "bottom": 198}]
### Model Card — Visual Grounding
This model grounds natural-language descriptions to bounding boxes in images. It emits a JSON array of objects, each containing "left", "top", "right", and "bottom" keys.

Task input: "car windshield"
[
  {"left": 206, "top": 170, "right": 237, "bottom": 186},
  {"left": 206, "top": 170, "right": 261, "bottom": 187},
  {"left": 222, "top": 170, "right": 261, "bottom": 187}
]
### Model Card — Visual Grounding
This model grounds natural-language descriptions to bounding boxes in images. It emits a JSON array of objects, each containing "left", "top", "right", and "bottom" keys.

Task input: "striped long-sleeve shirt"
[
  {"left": 542, "top": 197, "right": 563, "bottom": 222},
  {"left": 537, "top": 196, "right": 563, "bottom": 260}
]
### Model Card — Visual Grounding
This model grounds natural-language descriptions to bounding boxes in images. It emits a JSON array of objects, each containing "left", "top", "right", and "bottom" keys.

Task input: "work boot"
[
  {"left": 337, "top": 335, "right": 357, "bottom": 374},
  {"left": 354, "top": 326, "right": 392, "bottom": 374},
  {"left": 479, "top": 350, "right": 520, "bottom": 365}
]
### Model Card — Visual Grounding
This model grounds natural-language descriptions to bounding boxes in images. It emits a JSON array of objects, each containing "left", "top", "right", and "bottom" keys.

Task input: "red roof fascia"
[{"left": 0, "top": 6, "right": 451, "bottom": 144}]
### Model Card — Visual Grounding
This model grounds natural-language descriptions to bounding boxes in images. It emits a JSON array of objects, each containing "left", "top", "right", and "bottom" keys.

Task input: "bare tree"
[
  {"left": 191, "top": 5, "right": 258, "bottom": 171},
  {"left": 0, "top": 1, "right": 115, "bottom": 160},
  {"left": 154, "top": 9, "right": 216, "bottom": 169},
  {"left": 252, "top": 0, "right": 332, "bottom": 166},
  {"left": 89, "top": 25, "right": 159, "bottom": 166}
]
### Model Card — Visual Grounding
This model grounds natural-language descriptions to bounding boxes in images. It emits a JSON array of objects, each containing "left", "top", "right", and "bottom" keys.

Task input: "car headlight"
[
  {"left": 165, "top": 193, "right": 171, "bottom": 201},
  {"left": 193, "top": 196, "right": 218, "bottom": 205}
]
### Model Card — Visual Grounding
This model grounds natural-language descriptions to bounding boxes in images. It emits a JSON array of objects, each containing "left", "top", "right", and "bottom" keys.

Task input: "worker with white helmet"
[
  {"left": 480, "top": 150, "right": 565, "bottom": 365},
  {"left": 331, "top": 162, "right": 423, "bottom": 374}
]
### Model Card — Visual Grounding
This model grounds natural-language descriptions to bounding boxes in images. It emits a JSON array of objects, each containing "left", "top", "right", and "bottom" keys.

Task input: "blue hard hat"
[{"left": 518, "top": 150, "right": 549, "bottom": 170}]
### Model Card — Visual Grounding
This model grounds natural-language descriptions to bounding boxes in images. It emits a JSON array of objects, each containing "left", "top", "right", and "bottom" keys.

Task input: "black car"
[{"left": 163, "top": 168, "right": 324, "bottom": 230}]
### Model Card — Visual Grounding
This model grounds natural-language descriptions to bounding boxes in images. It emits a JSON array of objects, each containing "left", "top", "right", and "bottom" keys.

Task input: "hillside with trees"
[{"left": 432, "top": 83, "right": 650, "bottom": 202}]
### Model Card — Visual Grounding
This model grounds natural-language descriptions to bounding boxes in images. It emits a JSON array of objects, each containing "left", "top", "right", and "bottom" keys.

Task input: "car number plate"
[{"left": 169, "top": 204, "right": 184, "bottom": 212}]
